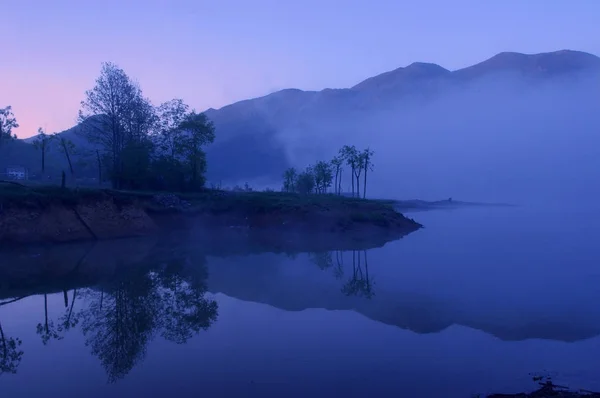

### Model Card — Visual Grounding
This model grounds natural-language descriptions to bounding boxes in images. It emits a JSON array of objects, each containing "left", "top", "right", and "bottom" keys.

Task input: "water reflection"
[
  {"left": 1, "top": 221, "right": 599, "bottom": 386},
  {"left": 1, "top": 241, "right": 219, "bottom": 382},
  {"left": 0, "top": 319, "right": 23, "bottom": 376},
  {"left": 309, "top": 250, "right": 374, "bottom": 298}
]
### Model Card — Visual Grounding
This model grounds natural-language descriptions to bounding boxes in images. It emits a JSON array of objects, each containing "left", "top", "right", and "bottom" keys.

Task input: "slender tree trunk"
[
  {"left": 363, "top": 164, "right": 368, "bottom": 199},
  {"left": 0, "top": 321, "right": 6, "bottom": 358},
  {"left": 44, "top": 294, "right": 49, "bottom": 333},
  {"left": 66, "top": 289, "right": 77, "bottom": 327},
  {"left": 364, "top": 250, "right": 370, "bottom": 287},
  {"left": 63, "top": 290, "right": 68, "bottom": 308},
  {"left": 355, "top": 173, "right": 360, "bottom": 198},
  {"left": 338, "top": 169, "right": 342, "bottom": 195},
  {"left": 333, "top": 170, "right": 337, "bottom": 194},
  {"left": 61, "top": 139, "right": 74, "bottom": 175},
  {"left": 96, "top": 150, "right": 102, "bottom": 185},
  {"left": 350, "top": 167, "right": 355, "bottom": 196}
]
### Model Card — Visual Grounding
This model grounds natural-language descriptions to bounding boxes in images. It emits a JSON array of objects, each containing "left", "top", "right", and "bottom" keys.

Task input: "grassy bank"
[
  {"left": 0, "top": 181, "right": 403, "bottom": 217},
  {"left": 0, "top": 182, "right": 422, "bottom": 244}
]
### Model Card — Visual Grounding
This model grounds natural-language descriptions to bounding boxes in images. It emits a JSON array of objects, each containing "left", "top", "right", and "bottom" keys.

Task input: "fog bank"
[{"left": 274, "top": 72, "right": 600, "bottom": 205}]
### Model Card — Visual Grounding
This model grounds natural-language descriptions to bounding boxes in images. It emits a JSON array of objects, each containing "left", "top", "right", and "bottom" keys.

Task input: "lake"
[{"left": 1, "top": 204, "right": 599, "bottom": 397}]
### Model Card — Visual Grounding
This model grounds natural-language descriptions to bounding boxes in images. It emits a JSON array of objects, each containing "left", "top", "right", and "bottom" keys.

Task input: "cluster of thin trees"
[
  {"left": 282, "top": 145, "right": 374, "bottom": 198},
  {"left": 0, "top": 107, "right": 76, "bottom": 185},
  {"left": 2, "top": 62, "right": 216, "bottom": 191}
]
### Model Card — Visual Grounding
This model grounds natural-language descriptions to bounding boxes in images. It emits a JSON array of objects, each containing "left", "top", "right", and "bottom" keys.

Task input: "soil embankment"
[{"left": 0, "top": 185, "right": 422, "bottom": 245}]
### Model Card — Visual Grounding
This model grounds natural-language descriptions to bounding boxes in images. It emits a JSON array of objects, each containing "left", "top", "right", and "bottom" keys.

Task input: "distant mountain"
[
  {"left": 201, "top": 49, "right": 600, "bottom": 184},
  {"left": 18, "top": 49, "right": 600, "bottom": 186},
  {"left": 453, "top": 49, "right": 600, "bottom": 80},
  {"left": 9, "top": 117, "right": 101, "bottom": 179}
]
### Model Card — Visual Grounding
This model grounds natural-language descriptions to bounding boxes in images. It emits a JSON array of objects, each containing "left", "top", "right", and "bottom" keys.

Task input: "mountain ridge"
[
  {"left": 208, "top": 49, "right": 600, "bottom": 111},
  {"left": 14, "top": 49, "right": 600, "bottom": 185}
]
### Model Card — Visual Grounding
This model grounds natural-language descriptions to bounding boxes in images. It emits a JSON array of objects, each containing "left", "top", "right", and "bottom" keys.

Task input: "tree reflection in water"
[
  {"left": 308, "top": 250, "right": 375, "bottom": 298},
  {"left": 0, "top": 320, "right": 23, "bottom": 376},
  {"left": 36, "top": 294, "right": 63, "bottom": 345},
  {"left": 31, "top": 245, "right": 219, "bottom": 383},
  {"left": 341, "top": 250, "right": 374, "bottom": 299},
  {"left": 80, "top": 269, "right": 160, "bottom": 383}
]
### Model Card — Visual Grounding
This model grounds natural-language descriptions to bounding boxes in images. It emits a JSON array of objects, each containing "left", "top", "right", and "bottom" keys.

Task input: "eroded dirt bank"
[{"left": 0, "top": 187, "right": 422, "bottom": 245}]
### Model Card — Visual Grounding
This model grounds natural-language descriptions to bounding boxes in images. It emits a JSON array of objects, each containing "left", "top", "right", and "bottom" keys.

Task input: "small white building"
[{"left": 5, "top": 166, "right": 28, "bottom": 180}]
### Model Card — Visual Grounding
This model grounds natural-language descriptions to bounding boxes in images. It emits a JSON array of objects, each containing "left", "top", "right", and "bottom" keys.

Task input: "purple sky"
[{"left": 3, "top": 0, "right": 599, "bottom": 138}]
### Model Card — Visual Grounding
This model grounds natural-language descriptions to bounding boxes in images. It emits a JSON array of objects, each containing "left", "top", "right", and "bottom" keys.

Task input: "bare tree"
[
  {"left": 32, "top": 127, "right": 55, "bottom": 173},
  {"left": 331, "top": 156, "right": 343, "bottom": 195},
  {"left": 362, "top": 148, "right": 374, "bottom": 198},
  {"left": 57, "top": 136, "right": 76, "bottom": 177}
]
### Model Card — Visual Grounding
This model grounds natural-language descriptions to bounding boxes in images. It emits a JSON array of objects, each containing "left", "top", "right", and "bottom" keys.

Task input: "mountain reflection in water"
[{"left": 0, "top": 214, "right": 599, "bottom": 397}]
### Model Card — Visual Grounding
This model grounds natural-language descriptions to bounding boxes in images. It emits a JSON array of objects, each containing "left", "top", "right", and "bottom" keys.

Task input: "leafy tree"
[
  {"left": 78, "top": 62, "right": 155, "bottom": 189},
  {"left": 313, "top": 160, "right": 333, "bottom": 194},
  {"left": 32, "top": 128, "right": 55, "bottom": 173},
  {"left": 282, "top": 167, "right": 298, "bottom": 192},
  {"left": 361, "top": 148, "right": 374, "bottom": 198},
  {"left": 175, "top": 111, "right": 215, "bottom": 190},
  {"left": 296, "top": 166, "right": 316, "bottom": 194},
  {"left": 156, "top": 99, "right": 189, "bottom": 159},
  {"left": 0, "top": 106, "right": 18, "bottom": 147},
  {"left": 148, "top": 155, "right": 186, "bottom": 192},
  {"left": 120, "top": 139, "right": 155, "bottom": 190}
]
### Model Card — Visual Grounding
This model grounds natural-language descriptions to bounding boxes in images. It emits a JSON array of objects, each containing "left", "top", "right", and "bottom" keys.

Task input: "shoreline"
[{"left": 0, "top": 184, "right": 422, "bottom": 245}]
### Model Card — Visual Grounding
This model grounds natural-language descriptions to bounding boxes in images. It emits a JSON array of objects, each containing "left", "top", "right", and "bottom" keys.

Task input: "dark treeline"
[
  {"left": 282, "top": 145, "right": 374, "bottom": 198},
  {"left": 2, "top": 62, "right": 216, "bottom": 191}
]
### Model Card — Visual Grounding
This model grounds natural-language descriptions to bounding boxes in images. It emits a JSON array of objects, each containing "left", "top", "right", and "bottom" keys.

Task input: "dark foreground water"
[{"left": 1, "top": 205, "right": 599, "bottom": 397}]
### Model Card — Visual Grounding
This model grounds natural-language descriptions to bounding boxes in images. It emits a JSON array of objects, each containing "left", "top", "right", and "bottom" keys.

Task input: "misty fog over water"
[{"left": 263, "top": 71, "right": 600, "bottom": 205}]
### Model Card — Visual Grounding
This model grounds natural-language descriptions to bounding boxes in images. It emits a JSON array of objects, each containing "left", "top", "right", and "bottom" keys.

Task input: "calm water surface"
[{"left": 1, "top": 205, "right": 599, "bottom": 397}]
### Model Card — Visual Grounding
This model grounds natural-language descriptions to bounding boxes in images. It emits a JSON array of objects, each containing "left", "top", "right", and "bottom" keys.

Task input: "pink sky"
[{"left": 2, "top": 0, "right": 599, "bottom": 138}]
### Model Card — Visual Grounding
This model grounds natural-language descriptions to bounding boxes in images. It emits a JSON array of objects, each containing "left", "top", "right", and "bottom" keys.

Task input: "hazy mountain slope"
[
  {"left": 15, "top": 50, "right": 600, "bottom": 195},
  {"left": 16, "top": 118, "right": 102, "bottom": 179},
  {"left": 202, "top": 49, "right": 600, "bottom": 188}
]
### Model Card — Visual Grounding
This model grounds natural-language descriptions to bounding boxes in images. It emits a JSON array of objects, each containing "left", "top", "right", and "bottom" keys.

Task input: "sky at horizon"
[{"left": 2, "top": 0, "right": 600, "bottom": 138}]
